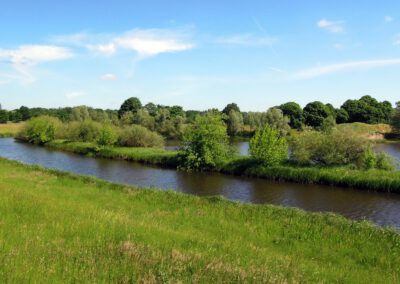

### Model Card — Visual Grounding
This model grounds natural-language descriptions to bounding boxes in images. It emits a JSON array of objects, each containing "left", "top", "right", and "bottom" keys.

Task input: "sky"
[{"left": 0, "top": 0, "right": 399, "bottom": 111}]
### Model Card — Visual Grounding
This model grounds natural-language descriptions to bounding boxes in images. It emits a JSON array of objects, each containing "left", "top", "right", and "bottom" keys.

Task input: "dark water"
[{"left": 1, "top": 138, "right": 400, "bottom": 229}]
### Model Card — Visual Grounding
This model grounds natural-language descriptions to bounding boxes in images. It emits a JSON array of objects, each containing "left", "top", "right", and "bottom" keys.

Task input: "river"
[{"left": 1, "top": 138, "right": 400, "bottom": 228}]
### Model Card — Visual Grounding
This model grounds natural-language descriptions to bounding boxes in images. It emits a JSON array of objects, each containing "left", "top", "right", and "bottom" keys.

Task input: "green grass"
[
  {"left": 0, "top": 122, "right": 25, "bottom": 138},
  {"left": 336, "top": 122, "right": 391, "bottom": 140},
  {"left": 0, "top": 157, "right": 399, "bottom": 282}
]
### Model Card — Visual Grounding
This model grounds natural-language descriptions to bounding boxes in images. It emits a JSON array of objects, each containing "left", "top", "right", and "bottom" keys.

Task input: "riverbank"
[
  {"left": 0, "top": 122, "right": 24, "bottom": 138},
  {"left": 42, "top": 140, "right": 400, "bottom": 193},
  {"left": 0, "top": 157, "right": 399, "bottom": 282}
]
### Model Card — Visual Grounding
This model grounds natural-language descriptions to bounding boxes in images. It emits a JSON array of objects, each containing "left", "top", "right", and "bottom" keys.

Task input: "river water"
[{"left": 1, "top": 138, "right": 400, "bottom": 228}]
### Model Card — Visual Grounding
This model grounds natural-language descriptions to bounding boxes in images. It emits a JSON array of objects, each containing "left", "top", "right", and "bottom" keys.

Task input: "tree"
[
  {"left": 391, "top": 102, "right": 400, "bottom": 133},
  {"left": 0, "top": 110, "right": 8, "bottom": 124},
  {"left": 133, "top": 109, "right": 156, "bottom": 130},
  {"left": 144, "top": 102, "right": 158, "bottom": 116},
  {"left": 178, "top": 114, "right": 232, "bottom": 171},
  {"left": 227, "top": 110, "right": 243, "bottom": 136},
  {"left": 303, "top": 101, "right": 330, "bottom": 128},
  {"left": 341, "top": 96, "right": 393, "bottom": 124},
  {"left": 263, "top": 108, "right": 291, "bottom": 136},
  {"left": 335, "top": 108, "right": 349, "bottom": 124},
  {"left": 222, "top": 103, "right": 240, "bottom": 116},
  {"left": 278, "top": 102, "right": 304, "bottom": 129},
  {"left": 96, "top": 124, "right": 118, "bottom": 146},
  {"left": 70, "top": 106, "right": 90, "bottom": 121},
  {"left": 19, "top": 106, "right": 31, "bottom": 121},
  {"left": 170, "top": 105, "right": 185, "bottom": 118},
  {"left": 118, "top": 97, "right": 142, "bottom": 118},
  {"left": 23, "top": 116, "right": 61, "bottom": 144},
  {"left": 249, "top": 125, "right": 288, "bottom": 166}
]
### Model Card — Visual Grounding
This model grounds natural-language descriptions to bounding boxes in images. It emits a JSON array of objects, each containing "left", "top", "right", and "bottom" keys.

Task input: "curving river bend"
[{"left": 1, "top": 138, "right": 400, "bottom": 229}]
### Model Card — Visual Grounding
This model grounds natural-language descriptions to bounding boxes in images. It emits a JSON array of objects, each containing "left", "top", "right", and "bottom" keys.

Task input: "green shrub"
[
  {"left": 249, "top": 125, "right": 288, "bottom": 166},
  {"left": 21, "top": 116, "right": 61, "bottom": 145},
  {"left": 66, "top": 120, "right": 102, "bottom": 142},
  {"left": 375, "top": 152, "right": 395, "bottom": 171},
  {"left": 118, "top": 125, "right": 164, "bottom": 148},
  {"left": 178, "top": 114, "right": 232, "bottom": 171},
  {"left": 290, "top": 130, "right": 368, "bottom": 166},
  {"left": 359, "top": 146, "right": 376, "bottom": 170},
  {"left": 97, "top": 124, "right": 118, "bottom": 146}
]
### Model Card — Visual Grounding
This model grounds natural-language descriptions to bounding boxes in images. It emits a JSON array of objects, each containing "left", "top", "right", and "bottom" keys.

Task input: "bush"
[
  {"left": 97, "top": 124, "right": 118, "bottom": 146},
  {"left": 249, "top": 125, "right": 288, "bottom": 166},
  {"left": 178, "top": 114, "right": 232, "bottom": 171},
  {"left": 358, "top": 147, "right": 395, "bottom": 171},
  {"left": 118, "top": 125, "right": 164, "bottom": 147},
  {"left": 21, "top": 116, "right": 61, "bottom": 145},
  {"left": 66, "top": 120, "right": 102, "bottom": 142},
  {"left": 289, "top": 130, "right": 368, "bottom": 166}
]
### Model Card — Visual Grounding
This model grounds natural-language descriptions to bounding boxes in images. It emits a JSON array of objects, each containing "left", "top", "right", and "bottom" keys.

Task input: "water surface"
[{"left": 1, "top": 138, "right": 400, "bottom": 229}]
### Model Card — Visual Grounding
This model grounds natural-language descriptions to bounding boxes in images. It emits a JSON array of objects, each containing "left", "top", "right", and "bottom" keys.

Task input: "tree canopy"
[{"left": 118, "top": 97, "right": 142, "bottom": 118}]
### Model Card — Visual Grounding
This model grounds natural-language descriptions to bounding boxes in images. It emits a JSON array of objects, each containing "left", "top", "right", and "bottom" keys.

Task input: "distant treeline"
[{"left": 0, "top": 95, "right": 397, "bottom": 138}]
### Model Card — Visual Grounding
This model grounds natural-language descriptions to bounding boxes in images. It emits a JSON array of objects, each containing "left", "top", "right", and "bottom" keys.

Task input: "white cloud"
[
  {"left": 294, "top": 59, "right": 400, "bottom": 79},
  {"left": 101, "top": 73, "right": 117, "bottom": 81},
  {"left": 65, "top": 91, "right": 85, "bottom": 99},
  {"left": 0, "top": 45, "right": 73, "bottom": 65},
  {"left": 384, "top": 16, "right": 394, "bottom": 23},
  {"left": 317, "top": 19, "right": 345, "bottom": 33},
  {"left": 394, "top": 35, "right": 400, "bottom": 46},
  {"left": 216, "top": 33, "right": 277, "bottom": 46},
  {"left": 87, "top": 43, "right": 117, "bottom": 55},
  {"left": 114, "top": 29, "right": 193, "bottom": 57}
]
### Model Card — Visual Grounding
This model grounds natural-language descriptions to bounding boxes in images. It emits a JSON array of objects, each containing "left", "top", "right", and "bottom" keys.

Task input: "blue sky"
[{"left": 0, "top": 0, "right": 399, "bottom": 111}]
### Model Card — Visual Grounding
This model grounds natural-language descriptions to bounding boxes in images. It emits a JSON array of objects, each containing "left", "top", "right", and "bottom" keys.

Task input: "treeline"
[{"left": 0, "top": 95, "right": 397, "bottom": 138}]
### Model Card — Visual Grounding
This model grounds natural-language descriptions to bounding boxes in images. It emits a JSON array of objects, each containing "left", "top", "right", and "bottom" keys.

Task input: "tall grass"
[
  {"left": 0, "top": 122, "right": 25, "bottom": 137},
  {"left": 0, "top": 157, "right": 399, "bottom": 282}
]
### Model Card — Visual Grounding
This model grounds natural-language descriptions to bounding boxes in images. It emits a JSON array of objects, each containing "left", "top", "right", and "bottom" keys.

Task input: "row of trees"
[{"left": 0, "top": 95, "right": 397, "bottom": 139}]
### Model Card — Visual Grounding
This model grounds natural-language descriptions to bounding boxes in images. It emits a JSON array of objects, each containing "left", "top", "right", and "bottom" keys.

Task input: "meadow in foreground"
[{"left": 0, "top": 158, "right": 399, "bottom": 283}]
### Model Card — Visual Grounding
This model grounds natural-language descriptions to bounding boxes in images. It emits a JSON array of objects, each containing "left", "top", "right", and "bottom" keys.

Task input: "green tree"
[
  {"left": 18, "top": 106, "right": 31, "bottom": 121},
  {"left": 222, "top": 103, "right": 240, "bottom": 116},
  {"left": 0, "top": 110, "right": 8, "bottom": 124},
  {"left": 263, "top": 108, "right": 291, "bottom": 136},
  {"left": 278, "top": 102, "right": 304, "bottom": 129},
  {"left": 303, "top": 101, "right": 330, "bottom": 128},
  {"left": 70, "top": 106, "right": 90, "bottom": 121},
  {"left": 178, "top": 114, "right": 232, "bottom": 171},
  {"left": 144, "top": 102, "right": 158, "bottom": 116},
  {"left": 97, "top": 125, "right": 118, "bottom": 146},
  {"left": 118, "top": 97, "right": 142, "bottom": 118},
  {"left": 227, "top": 110, "right": 243, "bottom": 136},
  {"left": 341, "top": 96, "right": 393, "bottom": 124},
  {"left": 335, "top": 108, "right": 349, "bottom": 124},
  {"left": 249, "top": 125, "right": 288, "bottom": 166},
  {"left": 391, "top": 102, "right": 400, "bottom": 133},
  {"left": 23, "top": 116, "right": 61, "bottom": 144}
]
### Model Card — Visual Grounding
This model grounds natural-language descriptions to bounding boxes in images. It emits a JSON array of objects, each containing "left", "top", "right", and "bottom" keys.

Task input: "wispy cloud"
[
  {"left": 216, "top": 33, "right": 277, "bottom": 46},
  {"left": 317, "top": 19, "right": 345, "bottom": 33},
  {"left": 294, "top": 59, "right": 400, "bottom": 79},
  {"left": 65, "top": 91, "right": 85, "bottom": 99},
  {"left": 101, "top": 73, "right": 117, "bottom": 81},
  {"left": 384, "top": 16, "right": 394, "bottom": 23},
  {"left": 0, "top": 45, "right": 73, "bottom": 83}
]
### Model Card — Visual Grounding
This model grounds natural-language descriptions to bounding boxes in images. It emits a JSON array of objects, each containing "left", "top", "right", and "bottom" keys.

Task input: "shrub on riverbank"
[
  {"left": 19, "top": 116, "right": 61, "bottom": 144},
  {"left": 0, "top": 157, "right": 399, "bottom": 282},
  {"left": 118, "top": 125, "right": 164, "bottom": 147}
]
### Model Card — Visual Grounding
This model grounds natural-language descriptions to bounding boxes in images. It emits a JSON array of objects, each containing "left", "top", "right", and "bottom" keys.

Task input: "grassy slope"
[
  {"left": 0, "top": 123, "right": 25, "bottom": 138},
  {"left": 0, "top": 158, "right": 399, "bottom": 282}
]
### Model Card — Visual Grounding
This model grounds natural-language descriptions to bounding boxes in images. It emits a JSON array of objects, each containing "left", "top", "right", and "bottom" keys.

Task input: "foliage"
[
  {"left": 249, "top": 125, "right": 288, "bottom": 166},
  {"left": 320, "top": 115, "right": 336, "bottom": 133},
  {"left": 22, "top": 116, "right": 61, "bottom": 144},
  {"left": 67, "top": 120, "right": 102, "bottom": 142},
  {"left": 263, "top": 108, "right": 291, "bottom": 136},
  {"left": 222, "top": 103, "right": 240, "bottom": 115},
  {"left": 358, "top": 146, "right": 395, "bottom": 171},
  {"left": 226, "top": 110, "right": 243, "bottom": 136},
  {"left": 278, "top": 102, "right": 304, "bottom": 129},
  {"left": 289, "top": 130, "right": 368, "bottom": 166},
  {"left": 303, "top": 101, "right": 330, "bottom": 128},
  {"left": 335, "top": 108, "right": 349, "bottom": 124},
  {"left": 97, "top": 124, "right": 118, "bottom": 146},
  {"left": 341, "top": 95, "right": 393, "bottom": 124},
  {"left": 118, "top": 125, "right": 164, "bottom": 147},
  {"left": 391, "top": 101, "right": 400, "bottom": 133},
  {"left": 178, "top": 114, "right": 232, "bottom": 171},
  {"left": 118, "top": 97, "right": 142, "bottom": 118},
  {"left": 0, "top": 110, "right": 8, "bottom": 124}
]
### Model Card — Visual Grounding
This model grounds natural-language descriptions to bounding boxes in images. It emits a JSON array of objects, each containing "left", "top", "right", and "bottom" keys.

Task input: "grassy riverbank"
[
  {"left": 41, "top": 140, "right": 400, "bottom": 192},
  {"left": 0, "top": 123, "right": 24, "bottom": 138},
  {"left": 0, "top": 157, "right": 399, "bottom": 282}
]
